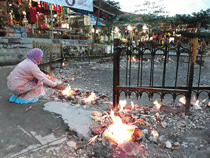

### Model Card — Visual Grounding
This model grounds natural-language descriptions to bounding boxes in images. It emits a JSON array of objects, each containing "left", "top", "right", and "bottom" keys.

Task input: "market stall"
[{"left": 2, "top": 0, "right": 93, "bottom": 39}]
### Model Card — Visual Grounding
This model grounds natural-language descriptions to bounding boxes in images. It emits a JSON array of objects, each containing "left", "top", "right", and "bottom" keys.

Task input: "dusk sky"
[{"left": 114, "top": 0, "right": 210, "bottom": 16}]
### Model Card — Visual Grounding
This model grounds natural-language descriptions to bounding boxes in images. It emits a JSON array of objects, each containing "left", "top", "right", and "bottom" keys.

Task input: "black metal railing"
[{"left": 113, "top": 38, "right": 209, "bottom": 114}]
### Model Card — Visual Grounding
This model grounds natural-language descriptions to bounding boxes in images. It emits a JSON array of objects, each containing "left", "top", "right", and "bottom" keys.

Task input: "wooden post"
[
  {"left": 110, "top": 44, "right": 113, "bottom": 58},
  {"left": 113, "top": 38, "right": 121, "bottom": 107},
  {"left": 60, "top": 43, "right": 63, "bottom": 67},
  {"left": 50, "top": 3, "right": 54, "bottom": 39},
  {"left": 185, "top": 38, "right": 198, "bottom": 114},
  {"left": 88, "top": 43, "right": 91, "bottom": 63},
  {"left": 111, "top": 44, "right": 112, "bottom": 54},
  {"left": 49, "top": 44, "right": 53, "bottom": 76},
  {"left": 91, "top": 0, "right": 101, "bottom": 51}
]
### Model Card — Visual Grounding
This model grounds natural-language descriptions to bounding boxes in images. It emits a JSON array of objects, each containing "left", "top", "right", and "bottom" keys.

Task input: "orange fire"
[
  {"left": 151, "top": 130, "right": 159, "bottom": 138},
  {"left": 62, "top": 85, "right": 74, "bottom": 96},
  {"left": 153, "top": 100, "right": 162, "bottom": 109},
  {"left": 129, "top": 57, "right": 137, "bottom": 61},
  {"left": 119, "top": 100, "right": 127, "bottom": 111},
  {"left": 179, "top": 96, "right": 186, "bottom": 104},
  {"left": 84, "top": 92, "right": 97, "bottom": 103},
  {"left": 191, "top": 96, "right": 202, "bottom": 109},
  {"left": 104, "top": 110, "right": 136, "bottom": 144},
  {"left": 131, "top": 101, "right": 134, "bottom": 109},
  {"left": 62, "top": 62, "right": 65, "bottom": 66}
]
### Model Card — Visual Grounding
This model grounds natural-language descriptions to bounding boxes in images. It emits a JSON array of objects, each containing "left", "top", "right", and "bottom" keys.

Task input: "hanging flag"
[{"left": 42, "top": 0, "right": 93, "bottom": 12}]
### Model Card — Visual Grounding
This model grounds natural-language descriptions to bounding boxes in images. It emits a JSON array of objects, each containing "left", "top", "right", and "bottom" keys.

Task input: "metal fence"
[
  {"left": 33, "top": 41, "right": 113, "bottom": 74},
  {"left": 33, "top": 42, "right": 63, "bottom": 74},
  {"left": 113, "top": 38, "right": 209, "bottom": 114},
  {"left": 62, "top": 43, "right": 112, "bottom": 61}
]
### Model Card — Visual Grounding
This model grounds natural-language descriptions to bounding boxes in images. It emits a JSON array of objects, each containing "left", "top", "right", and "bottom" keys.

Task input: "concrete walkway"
[{"left": 0, "top": 65, "right": 92, "bottom": 157}]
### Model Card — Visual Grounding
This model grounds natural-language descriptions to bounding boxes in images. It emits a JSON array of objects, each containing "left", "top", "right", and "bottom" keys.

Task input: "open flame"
[
  {"left": 84, "top": 92, "right": 97, "bottom": 103},
  {"left": 129, "top": 57, "right": 137, "bottom": 61},
  {"left": 119, "top": 100, "right": 127, "bottom": 111},
  {"left": 62, "top": 85, "right": 74, "bottom": 96},
  {"left": 104, "top": 110, "right": 136, "bottom": 144},
  {"left": 153, "top": 100, "right": 162, "bottom": 109},
  {"left": 131, "top": 101, "right": 134, "bottom": 109},
  {"left": 151, "top": 130, "right": 159, "bottom": 138},
  {"left": 192, "top": 96, "right": 202, "bottom": 109},
  {"left": 62, "top": 62, "right": 65, "bottom": 66},
  {"left": 179, "top": 96, "right": 186, "bottom": 104},
  {"left": 180, "top": 96, "right": 202, "bottom": 109}
]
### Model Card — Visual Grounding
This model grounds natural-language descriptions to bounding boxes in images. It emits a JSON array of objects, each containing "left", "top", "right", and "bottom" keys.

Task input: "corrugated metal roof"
[{"left": 93, "top": 0, "right": 123, "bottom": 15}]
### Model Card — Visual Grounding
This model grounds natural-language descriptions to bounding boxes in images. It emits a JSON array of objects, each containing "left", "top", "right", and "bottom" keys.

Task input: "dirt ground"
[{"left": 20, "top": 57, "right": 210, "bottom": 158}]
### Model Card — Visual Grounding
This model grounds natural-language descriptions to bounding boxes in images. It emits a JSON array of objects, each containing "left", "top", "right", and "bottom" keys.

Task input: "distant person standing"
[{"left": 30, "top": 2, "right": 37, "bottom": 34}]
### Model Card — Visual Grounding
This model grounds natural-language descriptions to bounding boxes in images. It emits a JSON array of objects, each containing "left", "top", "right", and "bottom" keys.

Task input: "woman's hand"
[
  {"left": 49, "top": 75, "right": 56, "bottom": 82},
  {"left": 54, "top": 84, "right": 65, "bottom": 90}
]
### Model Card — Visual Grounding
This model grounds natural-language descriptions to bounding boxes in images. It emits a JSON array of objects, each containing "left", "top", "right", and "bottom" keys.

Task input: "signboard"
[
  {"left": 90, "top": 15, "right": 105, "bottom": 26},
  {"left": 43, "top": 0, "right": 93, "bottom": 12},
  {"left": 84, "top": 15, "right": 91, "bottom": 26}
]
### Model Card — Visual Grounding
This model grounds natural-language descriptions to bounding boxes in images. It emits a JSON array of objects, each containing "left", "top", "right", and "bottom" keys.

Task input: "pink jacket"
[{"left": 7, "top": 58, "right": 57, "bottom": 90}]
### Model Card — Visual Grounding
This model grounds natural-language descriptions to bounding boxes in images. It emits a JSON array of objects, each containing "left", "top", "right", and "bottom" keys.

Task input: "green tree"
[
  {"left": 174, "top": 9, "right": 210, "bottom": 29},
  {"left": 174, "top": 10, "right": 210, "bottom": 38},
  {"left": 134, "top": 0, "right": 168, "bottom": 15},
  {"left": 105, "top": 0, "right": 121, "bottom": 10}
]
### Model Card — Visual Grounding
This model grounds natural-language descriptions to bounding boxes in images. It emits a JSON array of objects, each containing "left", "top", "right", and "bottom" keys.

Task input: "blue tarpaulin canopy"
[{"left": 91, "top": 15, "right": 105, "bottom": 26}]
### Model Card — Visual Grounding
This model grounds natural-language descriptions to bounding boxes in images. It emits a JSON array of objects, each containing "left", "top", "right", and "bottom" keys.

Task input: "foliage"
[
  {"left": 176, "top": 31, "right": 210, "bottom": 39},
  {"left": 99, "top": 24, "right": 113, "bottom": 37},
  {"left": 111, "top": 14, "right": 141, "bottom": 26},
  {"left": 105, "top": 0, "right": 121, "bottom": 10},
  {"left": 134, "top": 0, "right": 168, "bottom": 15},
  {"left": 135, "top": 9, "right": 210, "bottom": 32},
  {"left": 174, "top": 9, "right": 210, "bottom": 29}
]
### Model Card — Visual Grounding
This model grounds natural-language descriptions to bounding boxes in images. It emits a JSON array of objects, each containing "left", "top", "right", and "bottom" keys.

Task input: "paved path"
[{"left": 0, "top": 66, "right": 71, "bottom": 157}]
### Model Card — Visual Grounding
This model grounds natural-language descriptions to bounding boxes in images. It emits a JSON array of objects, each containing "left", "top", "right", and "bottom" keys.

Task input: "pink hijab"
[{"left": 27, "top": 48, "right": 43, "bottom": 64}]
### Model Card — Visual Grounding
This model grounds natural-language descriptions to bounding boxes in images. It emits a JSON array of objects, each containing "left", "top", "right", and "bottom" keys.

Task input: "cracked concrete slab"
[{"left": 43, "top": 101, "right": 94, "bottom": 138}]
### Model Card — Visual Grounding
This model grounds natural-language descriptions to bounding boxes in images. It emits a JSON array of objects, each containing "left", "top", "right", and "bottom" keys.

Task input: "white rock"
[
  {"left": 67, "top": 141, "right": 77, "bottom": 148},
  {"left": 166, "top": 140, "right": 172, "bottom": 148},
  {"left": 91, "top": 67, "right": 97, "bottom": 70},
  {"left": 161, "top": 121, "right": 167, "bottom": 128},
  {"left": 54, "top": 97, "right": 59, "bottom": 101},
  {"left": 149, "top": 136, "right": 158, "bottom": 143},
  {"left": 158, "top": 135, "right": 166, "bottom": 142},
  {"left": 75, "top": 104, "right": 80, "bottom": 108},
  {"left": 142, "top": 129, "right": 149, "bottom": 135},
  {"left": 174, "top": 142, "right": 180, "bottom": 146}
]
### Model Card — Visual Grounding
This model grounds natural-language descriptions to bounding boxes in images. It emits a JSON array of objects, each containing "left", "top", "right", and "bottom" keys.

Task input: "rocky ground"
[{"left": 20, "top": 57, "right": 210, "bottom": 158}]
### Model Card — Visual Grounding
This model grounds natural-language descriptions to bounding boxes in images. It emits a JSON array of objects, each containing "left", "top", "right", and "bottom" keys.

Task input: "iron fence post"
[
  {"left": 49, "top": 44, "right": 53, "bottom": 75},
  {"left": 186, "top": 38, "right": 198, "bottom": 114},
  {"left": 113, "top": 38, "right": 121, "bottom": 107},
  {"left": 60, "top": 43, "right": 63, "bottom": 67},
  {"left": 162, "top": 43, "right": 168, "bottom": 87}
]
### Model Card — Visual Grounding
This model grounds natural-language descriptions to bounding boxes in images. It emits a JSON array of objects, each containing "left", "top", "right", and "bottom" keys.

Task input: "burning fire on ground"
[
  {"left": 58, "top": 85, "right": 101, "bottom": 105},
  {"left": 153, "top": 100, "right": 162, "bottom": 109},
  {"left": 62, "top": 84, "right": 74, "bottom": 96},
  {"left": 103, "top": 110, "right": 137, "bottom": 145},
  {"left": 84, "top": 92, "right": 98, "bottom": 104},
  {"left": 179, "top": 96, "right": 202, "bottom": 109},
  {"left": 88, "top": 96, "right": 208, "bottom": 157},
  {"left": 129, "top": 56, "right": 137, "bottom": 61},
  {"left": 179, "top": 96, "right": 186, "bottom": 104}
]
